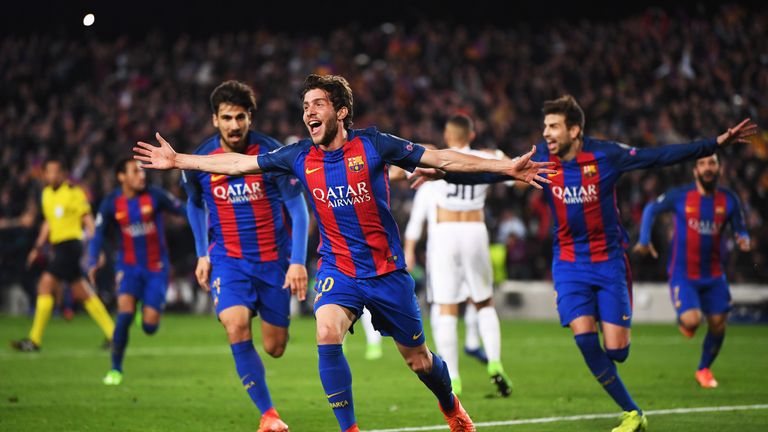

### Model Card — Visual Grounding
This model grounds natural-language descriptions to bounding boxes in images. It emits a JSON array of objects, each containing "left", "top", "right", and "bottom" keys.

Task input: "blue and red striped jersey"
[
  {"left": 258, "top": 127, "right": 425, "bottom": 278},
  {"left": 531, "top": 136, "right": 718, "bottom": 263},
  {"left": 89, "top": 186, "right": 184, "bottom": 271},
  {"left": 182, "top": 131, "right": 304, "bottom": 262},
  {"left": 639, "top": 184, "right": 748, "bottom": 280}
]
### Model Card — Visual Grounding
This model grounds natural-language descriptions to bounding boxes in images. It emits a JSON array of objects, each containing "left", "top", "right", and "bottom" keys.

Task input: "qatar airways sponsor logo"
[
  {"left": 212, "top": 182, "right": 264, "bottom": 204},
  {"left": 687, "top": 219, "right": 721, "bottom": 235},
  {"left": 312, "top": 182, "right": 371, "bottom": 208},
  {"left": 122, "top": 221, "right": 157, "bottom": 237},
  {"left": 551, "top": 184, "right": 598, "bottom": 204}
]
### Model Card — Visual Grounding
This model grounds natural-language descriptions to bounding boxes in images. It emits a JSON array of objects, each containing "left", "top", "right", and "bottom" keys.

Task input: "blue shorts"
[
  {"left": 117, "top": 265, "right": 168, "bottom": 312},
  {"left": 552, "top": 255, "right": 633, "bottom": 328},
  {"left": 313, "top": 267, "right": 425, "bottom": 347},
  {"left": 209, "top": 255, "right": 291, "bottom": 328},
  {"left": 669, "top": 275, "right": 731, "bottom": 316}
]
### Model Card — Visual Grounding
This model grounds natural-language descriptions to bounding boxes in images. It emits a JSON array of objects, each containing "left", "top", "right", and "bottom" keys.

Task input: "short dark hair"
[
  {"left": 43, "top": 156, "right": 67, "bottom": 171},
  {"left": 542, "top": 95, "right": 585, "bottom": 138},
  {"left": 300, "top": 74, "right": 354, "bottom": 129},
  {"left": 210, "top": 80, "right": 257, "bottom": 114},
  {"left": 446, "top": 114, "right": 474, "bottom": 134},
  {"left": 114, "top": 157, "right": 134, "bottom": 178}
]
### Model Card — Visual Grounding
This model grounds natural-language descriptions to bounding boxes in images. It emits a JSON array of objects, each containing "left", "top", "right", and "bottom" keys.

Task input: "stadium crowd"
[{"left": 1, "top": 4, "right": 766, "bottom": 308}]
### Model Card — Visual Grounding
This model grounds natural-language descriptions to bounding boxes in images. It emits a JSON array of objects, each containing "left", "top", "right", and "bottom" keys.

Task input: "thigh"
[
  {"left": 429, "top": 224, "right": 465, "bottom": 304},
  {"left": 47, "top": 240, "right": 84, "bottom": 283},
  {"left": 142, "top": 270, "right": 169, "bottom": 313},
  {"left": 210, "top": 256, "right": 254, "bottom": 316},
  {"left": 312, "top": 267, "right": 365, "bottom": 320},
  {"left": 363, "top": 270, "right": 425, "bottom": 347},
  {"left": 554, "top": 278, "right": 597, "bottom": 328},
  {"left": 118, "top": 266, "right": 145, "bottom": 300},
  {"left": 669, "top": 277, "right": 701, "bottom": 316},
  {"left": 250, "top": 260, "right": 291, "bottom": 328},
  {"left": 594, "top": 258, "right": 633, "bottom": 327},
  {"left": 459, "top": 224, "right": 493, "bottom": 303},
  {"left": 698, "top": 276, "right": 731, "bottom": 316}
]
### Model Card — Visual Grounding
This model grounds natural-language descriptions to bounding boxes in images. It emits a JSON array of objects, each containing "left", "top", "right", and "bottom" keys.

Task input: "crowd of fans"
[{"left": 1, "top": 4, "right": 766, "bottom": 309}]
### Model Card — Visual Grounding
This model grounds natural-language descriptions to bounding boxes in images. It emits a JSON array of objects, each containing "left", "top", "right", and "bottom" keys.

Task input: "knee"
[
  {"left": 680, "top": 314, "right": 701, "bottom": 331},
  {"left": 405, "top": 350, "right": 432, "bottom": 374},
  {"left": 142, "top": 322, "right": 159, "bottom": 335},
  {"left": 316, "top": 322, "right": 344, "bottom": 345},
  {"left": 263, "top": 339, "right": 287, "bottom": 358},
  {"left": 221, "top": 319, "right": 251, "bottom": 343},
  {"left": 606, "top": 345, "right": 630, "bottom": 363}
]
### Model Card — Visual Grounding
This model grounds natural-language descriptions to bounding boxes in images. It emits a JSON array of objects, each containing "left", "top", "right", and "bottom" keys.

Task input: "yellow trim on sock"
[
  {"left": 83, "top": 296, "right": 115, "bottom": 339},
  {"left": 29, "top": 294, "right": 54, "bottom": 346}
]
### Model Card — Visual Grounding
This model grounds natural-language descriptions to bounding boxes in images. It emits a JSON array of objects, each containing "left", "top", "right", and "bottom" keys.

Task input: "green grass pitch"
[{"left": 1, "top": 314, "right": 766, "bottom": 431}]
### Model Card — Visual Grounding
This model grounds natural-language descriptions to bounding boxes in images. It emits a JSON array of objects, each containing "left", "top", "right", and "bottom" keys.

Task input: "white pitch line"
[
  {"left": 0, "top": 345, "right": 229, "bottom": 360},
  {"left": 364, "top": 403, "right": 768, "bottom": 432}
]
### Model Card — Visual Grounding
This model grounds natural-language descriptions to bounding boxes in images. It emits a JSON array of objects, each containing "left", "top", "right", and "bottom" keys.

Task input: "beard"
[
  {"left": 696, "top": 171, "right": 719, "bottom": 192},
  {"left": 315, "top": 118, "right": 339, "bottom": 147},
  {"left": 555, "top": 139, "right": 574, "bottom": 157}
]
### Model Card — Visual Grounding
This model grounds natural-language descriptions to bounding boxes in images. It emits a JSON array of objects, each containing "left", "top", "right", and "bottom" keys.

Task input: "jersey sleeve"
[
  {"left": 404, "top": 184, "right": 432, "bottom": 241},
  {"left": 88, "top": 198, "right": 113, "bottom": 268},
  {"left": 638, "top": 192, "right": 677, "bottom": 245},
  {"left": 257, "top": 142, "right": 302, "bottom": 174},
  {"left": 728, "top": 191, "right": 750, "bottom": 239},
  {"left": 153, "top": 187, "right": 186, "bottom": 216},
  {"left": 74, "top": 187, "right": 92, "bottom": 216},
  {"left": 180, "top": 170, "right": 209, "bottom": 257},
  {"left": 372, "top": 130, "right": 426, "bottom": 171},
  {"left": 609, "top": 138, "right": 718, "bottom": 173}
]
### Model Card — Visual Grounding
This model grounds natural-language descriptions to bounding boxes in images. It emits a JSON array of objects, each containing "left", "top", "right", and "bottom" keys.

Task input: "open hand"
[
  {"left": 283, "top": 263, "right": 308, "bottom": 301},
  {"left": 133, "top": 133, "right": 178, "bottom": 170},
  {"left": 632, "top": 242, "right": 658, "bottom": 259},
  {"left": 503, "top": 146, "right": 557, "bottom": 190},
  {"left": 717, "top": 118, "right": 758, "bottom": 147}
]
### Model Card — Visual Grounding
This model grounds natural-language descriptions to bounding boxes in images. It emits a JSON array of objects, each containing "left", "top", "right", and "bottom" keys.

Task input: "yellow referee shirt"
[{"left": 41, "top": 182, "right": 91, "bottom": 244}]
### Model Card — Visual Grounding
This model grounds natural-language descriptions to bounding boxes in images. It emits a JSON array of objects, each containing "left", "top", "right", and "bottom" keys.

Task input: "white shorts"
[{"left": 428, "top": 222, "right": 493, "bottom": 304}]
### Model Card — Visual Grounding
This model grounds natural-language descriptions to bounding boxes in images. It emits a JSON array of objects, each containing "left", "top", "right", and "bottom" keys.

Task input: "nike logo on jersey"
[
  {"left": 412, "top": 331, "right": 423, "bottom": 340},
  {"left": 622, "top": 315, "right": 631, "bottom": 321},
  {"left": 211, "top": 174, "right": 227, "bottom": 182},
  {"left": 305, "top": 166, "right": 323, "bottom": 175}
]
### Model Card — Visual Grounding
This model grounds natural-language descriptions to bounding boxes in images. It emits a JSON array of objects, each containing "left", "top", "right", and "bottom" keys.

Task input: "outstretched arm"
[
  {"left": 418, "top": 145, "right": 555, "bottom": 189},
  {"left": 134, "top": 133, "right": 262, "bottom": 174},
  {"left": 633, "top": 194, "right": 675, "bottom": 258}
]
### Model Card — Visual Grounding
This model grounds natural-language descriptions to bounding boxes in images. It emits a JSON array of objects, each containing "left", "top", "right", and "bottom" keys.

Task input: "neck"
[
  {"left": 319, "top": 127, "right": 348, "bottom": 152},
  {"left": 559, "top": 138, "right": 583, "bottom": 162},
  {"left": 122, "top": 185, "right": 138, "bottom": 199},
  {"left": 448, "top": 142, "right": 469, "bottom": 150},
  {"left": 696, "top": 181, "right": 715, "bottom": 196}
]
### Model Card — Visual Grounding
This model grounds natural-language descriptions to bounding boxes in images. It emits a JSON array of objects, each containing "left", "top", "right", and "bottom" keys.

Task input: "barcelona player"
[
  {"left": 134, "top": 74, "right": 554, "bottom": 432},
  {"left": 634, "top": 154, "right": 750, "bottom": 388},
  {"left": 11, "top": 158, "right": 114, "bottom": 352},
  {"left": 413, "top": 96, "right": 756, "bottom": 432},
  {"left": 181, "top": 81, "right": 309, "bottom": 432},
  {"left": 88, "top": 158, "right": 185, "bottom": 385}
]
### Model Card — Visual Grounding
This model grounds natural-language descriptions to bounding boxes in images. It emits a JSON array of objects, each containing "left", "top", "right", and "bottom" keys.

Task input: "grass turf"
[{"left": 0, "top": 314, "right": 766, "bottom": 431}]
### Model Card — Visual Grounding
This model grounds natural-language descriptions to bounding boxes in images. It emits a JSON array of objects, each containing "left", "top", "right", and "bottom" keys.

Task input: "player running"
[
  {"left": 181, "top": 81, "right": 310, "bottom": 432},
  {"left": 634, "top": 154, "right": 750, "bottom": 389},
  {"left": 11, "top": 158, "right": 114, "bottom": 352},
  {"left": 134, "top": 74, "right": 554, "bottom": 432},
  {"left": 88, "top": 158, "right": 185, "bottom": 385},
  {"left": 412, "top": 95, "right": 756, "bottom": 432}
]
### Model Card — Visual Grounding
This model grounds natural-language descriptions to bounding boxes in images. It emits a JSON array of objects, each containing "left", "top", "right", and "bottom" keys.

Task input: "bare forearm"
[
  {"left": 175, "top": 153, "right": 261, "bottom": 175},
  {"left": 35, "top": 222, "right": 49, "bottom": 247},
  {"left": 421, "top": 149, "right": 505, "bottom": 174}
]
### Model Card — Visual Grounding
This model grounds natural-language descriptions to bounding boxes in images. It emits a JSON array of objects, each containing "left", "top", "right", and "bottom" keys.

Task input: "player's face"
[
  {"left": 443, "top": 124, "right": 469, "bottom": 147},
  {"left": 303, "top": 88, "right": 341, "bottom": 147},
  {"left": 120, "top": 161, "right": 147, "bottom": 193},
  {"left": 212, "top": 103, "right": 251, "bottom": 152},
  {"left": 43, "top": 162, "right": 65, "bottom": 187},
  {"left": 693, "top": 154, "right": 720, "bottom": 191},
  {"left": 543, "top": 114, "right": 579, "bottom": 156}
]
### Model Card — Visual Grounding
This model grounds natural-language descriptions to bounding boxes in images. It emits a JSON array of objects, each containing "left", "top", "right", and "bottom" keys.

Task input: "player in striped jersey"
[
  {"left": 415, "top": 96, "right": 756, "bottom": 432},
  {"left": 181, "top": 81, "right": 309, "bottom": 432},
  {"left": 88, "top": 158, "right": 185, "bottom": 385},
  {"left": 635, "top": 154, "right": 750, "bottom": 388},
  {"left": 134, "top": 74, "right": 554, "bottom": 432}
]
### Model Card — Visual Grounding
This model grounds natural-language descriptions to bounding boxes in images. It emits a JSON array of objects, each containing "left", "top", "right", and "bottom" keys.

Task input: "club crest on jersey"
[
  {"left": 582, "top": 164, "right": 597, "bottom": 178},
  {"left": 347, "top": 156, "right": 364, "bottom": 172}
]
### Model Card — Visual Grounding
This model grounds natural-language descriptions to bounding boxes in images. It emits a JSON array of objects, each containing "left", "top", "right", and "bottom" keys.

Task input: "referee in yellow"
[{"left": 11, "top": 158, "right": 114, "bottom": 352}]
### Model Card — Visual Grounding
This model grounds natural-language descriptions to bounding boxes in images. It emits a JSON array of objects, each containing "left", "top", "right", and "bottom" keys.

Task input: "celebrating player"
[
  {"left": 11, "top": 158, "right": 114, "bottom": 352},
  {"left": 181, "top": 81, "right": 310, "bottom": 432},
  {"left": 88, "top": 158, "right": 186, "bottom": 385},
  {"left": 413, "top": 95, "right": 757, "bottom": 432},
  {"left": 634, "top": 154, "right": 750, "bottom": 388},
  {"left": 134, "top": 74, "right": 554, "bottom": 432}
]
